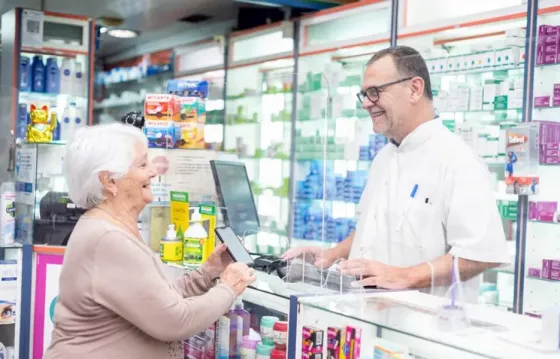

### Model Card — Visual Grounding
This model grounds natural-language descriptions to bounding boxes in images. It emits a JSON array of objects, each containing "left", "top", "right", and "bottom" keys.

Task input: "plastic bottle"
[
  {"left": 59, "top": 58, "right": 73, "bottom": 95},
  {"left": 31, "top": 55, "right": 45, "bottom": 93},
  {"left": 240, "top": 330, "right": 261, "bottom": 359},
  {"left": 45, "top": 57, "right": 60, "bottom": 94},
  {"left": 20, "top": 56, "right": 32, "bottom": 92},
  {"left": 73, "top": 103, "right": 86, "bottom": 131},
  {"left": 255, "top": 343, "right": 275, "bottom": 359},
  {"left": 234, "top": 298, "right": 250, "bottom": 337},
  {"left": 73, "top": 60, "right": 85, "bottom": 96},
  {"left": 217, "top": 304, "right": 240, "bottom": 359},
  {"left": 160, "top": 224, "right": 182, "bottom": 262},
  {"left": 59, "top": 103, "right": 75, "bottom": 142},
  {"left": 183, "top": 209, "right": 207, "bottom": 265}
]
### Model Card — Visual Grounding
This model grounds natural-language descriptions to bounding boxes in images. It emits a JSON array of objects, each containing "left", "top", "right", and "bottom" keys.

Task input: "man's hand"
[
  {"left": 281, "top": 246, "right": 337, "bottom": 269},
  {"left": 338, "top": 259, "right": 415, "bottom": 289}
]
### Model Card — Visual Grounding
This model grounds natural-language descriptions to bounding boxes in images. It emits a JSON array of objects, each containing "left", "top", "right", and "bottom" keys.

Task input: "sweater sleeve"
[
  {"left": 92, "top": 231, "right": 236, "bottom": 342},
  {"left": 174, "top": 266, "right": 215, "bottom": 298}
]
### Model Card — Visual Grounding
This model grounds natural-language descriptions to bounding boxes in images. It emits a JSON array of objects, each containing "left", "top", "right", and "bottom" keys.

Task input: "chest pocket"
[{"left": 391, "top": 181, "right": 441, "bottom": 252}]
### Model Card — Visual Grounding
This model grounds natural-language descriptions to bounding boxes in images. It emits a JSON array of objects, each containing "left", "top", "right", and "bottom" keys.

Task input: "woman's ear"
[{"left": 98, "top": 171, "right": 117, "bottom": 198}]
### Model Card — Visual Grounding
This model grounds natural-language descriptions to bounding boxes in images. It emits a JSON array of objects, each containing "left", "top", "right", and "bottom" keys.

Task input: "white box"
[
  {"left": 483, "top": 84, "right": 498, "bottom": 103},
  {"left": 0, "top": 186, "right": 15, "bottom": 246},
  {"left": 0, "top": 260, "right": 17, "bottom": 325}
]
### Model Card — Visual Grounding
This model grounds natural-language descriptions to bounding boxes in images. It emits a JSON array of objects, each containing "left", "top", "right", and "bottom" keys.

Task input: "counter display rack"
[{"left": 224, "top": 23, "right": 296, "bottom": 255}]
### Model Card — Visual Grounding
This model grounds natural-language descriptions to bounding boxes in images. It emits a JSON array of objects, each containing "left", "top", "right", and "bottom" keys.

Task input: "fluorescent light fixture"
[
  {"left": 100, "top": 26, "right": 108, "bottom": 34},
  {"left": 107, "top": 28, "right": 138, "bottom": 38}
]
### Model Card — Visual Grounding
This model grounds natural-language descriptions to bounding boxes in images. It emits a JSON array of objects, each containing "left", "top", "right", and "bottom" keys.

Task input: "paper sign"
[
  {"left": 15, "top": 146, "right": 37, "bottom": 206},
  {"left": 21, "top": 9, "right": 44, "bottom": 48}
]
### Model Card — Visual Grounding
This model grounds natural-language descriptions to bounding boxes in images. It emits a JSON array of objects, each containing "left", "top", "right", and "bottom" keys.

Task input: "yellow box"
[
  {"left": 170, "top": 191, "right": 189, "bottom": 238},
  {"left": 174, "top": 96, "right": 206, "bottom": 149}
]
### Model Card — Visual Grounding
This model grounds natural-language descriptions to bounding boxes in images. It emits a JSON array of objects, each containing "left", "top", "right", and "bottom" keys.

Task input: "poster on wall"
[
  {"left": 33, "top": 253, "right": 63, "bottom": 359},
  {"left": 148, "top": 149, "right": 237, "bottom": 205}
]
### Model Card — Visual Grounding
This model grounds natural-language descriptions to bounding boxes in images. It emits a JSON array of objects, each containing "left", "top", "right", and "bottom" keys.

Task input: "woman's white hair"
[{"left": 65, "top": 123, "right": 148, "bottom": 209}]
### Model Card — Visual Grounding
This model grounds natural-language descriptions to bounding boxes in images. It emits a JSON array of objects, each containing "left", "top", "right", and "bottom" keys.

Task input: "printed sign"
[{"left": 21, "top": 9, "right": 44, "bottom": 48}]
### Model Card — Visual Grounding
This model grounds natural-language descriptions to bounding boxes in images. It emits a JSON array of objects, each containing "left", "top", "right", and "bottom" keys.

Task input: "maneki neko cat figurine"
[{"left": 26, "top": 104, "right": 57, "bottom": 143}]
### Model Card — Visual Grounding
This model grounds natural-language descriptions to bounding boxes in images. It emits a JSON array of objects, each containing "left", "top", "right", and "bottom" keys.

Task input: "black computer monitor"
[{"left": 210, "top": 160, "right": 260, "bottom": 237}]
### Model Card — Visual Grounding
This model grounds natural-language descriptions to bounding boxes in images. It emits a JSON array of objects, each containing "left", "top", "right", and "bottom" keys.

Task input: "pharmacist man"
[{"left": 283, "top": 46, "right": 510, "bottom": 303}]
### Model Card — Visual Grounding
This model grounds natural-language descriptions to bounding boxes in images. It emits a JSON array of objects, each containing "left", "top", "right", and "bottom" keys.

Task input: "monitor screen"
[{"left": 210, "top": 161, "right": 260, "bottom": 237}]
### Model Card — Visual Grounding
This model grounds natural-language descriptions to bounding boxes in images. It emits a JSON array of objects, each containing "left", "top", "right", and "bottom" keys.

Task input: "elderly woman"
[{"left": 44, "top": 123, "right": 256, "bottom": 359}]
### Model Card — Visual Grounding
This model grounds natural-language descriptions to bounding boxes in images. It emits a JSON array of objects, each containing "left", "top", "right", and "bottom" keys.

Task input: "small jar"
[
  {"left": 241, "top": 335, "right": 259, "bottom": 359},
  {"left": 260, "top": 316, "right": 279, "bottom": 345},
  {"left": 256, "top": 342, "right": 275, "bottom": 359},
  {"left": 272, "top": 321, "right": 288, "bottom": 350},
  {"left": 270, "top": 349, "right": 287, "bottom": 359}
]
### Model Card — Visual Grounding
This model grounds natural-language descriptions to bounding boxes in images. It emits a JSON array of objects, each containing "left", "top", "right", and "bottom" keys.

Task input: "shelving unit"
[
  {"left": 0, "top": 8, "right": 95, "bottom": 358},
  {"left": 224, "top": 23, "right": 296, "bottom": 255}
]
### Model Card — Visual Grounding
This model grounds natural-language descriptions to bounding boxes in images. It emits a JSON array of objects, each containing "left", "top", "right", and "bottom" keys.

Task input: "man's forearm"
[
  {"left": 328, "top": 232, "right": 354, "bottom": 261},
  {"left": 407, "top": 254, "right": 500, "bottom": 289}
]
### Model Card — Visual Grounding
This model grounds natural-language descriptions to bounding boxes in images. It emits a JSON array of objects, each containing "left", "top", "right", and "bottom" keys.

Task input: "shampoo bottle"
[
  {"left": 59, "top": 103, "right": 75, "bottom": 142},
  {"left": 20, "top": 56, "right": 31, "bottom": 92},
  {"left": 183, "top": 209, "right": 207, "bottom": 265},
  {"left": 234, "top": 298, "right": 250, "bottom": 338},
  {"left": 31, "top": 55, "right": 45, "bottom": 93},
  {"left": 45, "top": 57, "right": 60, "bottom": 94},
  {"left": 217, "top": 305, "right": 240, "bottom": 359},
  {"left": 60, "top": 58, "right": 73, "bottom": 95},
  {"left": 73, "top": 103, "right": 86, "bottom": 130}
]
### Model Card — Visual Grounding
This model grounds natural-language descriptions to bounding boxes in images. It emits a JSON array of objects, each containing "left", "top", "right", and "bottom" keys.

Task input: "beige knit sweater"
[{"left": 43, "top": 216, "right": 236, "bottom": 359}]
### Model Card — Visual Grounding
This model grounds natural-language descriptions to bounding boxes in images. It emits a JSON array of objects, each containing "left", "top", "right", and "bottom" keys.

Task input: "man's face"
[{"left": 361, "top": 56, "right": 410, "bottom": 139}]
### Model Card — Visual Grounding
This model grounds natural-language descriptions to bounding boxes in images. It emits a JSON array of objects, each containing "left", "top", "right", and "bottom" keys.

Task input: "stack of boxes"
[
  {"left": 537, "top": 121, "right": 560, "bottom": 164},
  {"left": 292, "top": 202, "right": 357, "bottom": 242},
  {"left": 359, "top": 134, "right": 387, "bottom": 161},
  {"left": 534, "top": 84, "right": 560, "bottom": 108},
  {"left": 504, "top": 123, "right": 540, "bottom": 194},
  {"left": 537, "top": 25, "right": 560, "bottom": 65},
  {"left": 425, "top": 47, "right": 523, "bottom": 75},
  {"left": 302, "top": 326, "right": 323, "bottom": 359},
  {"left": 542, "top": 259, "right": 560, "bottom": 281},
  {"left": 143, "top": 80, "right": 209, "bottom": 149},
  {"left": 529, "top": 201, "right": 559, "bottom": 222}
]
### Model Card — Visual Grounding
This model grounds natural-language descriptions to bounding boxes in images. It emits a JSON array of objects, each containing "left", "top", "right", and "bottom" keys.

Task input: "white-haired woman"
[{"left": 44, "top": 123, "right": 256, "bottom": 359}]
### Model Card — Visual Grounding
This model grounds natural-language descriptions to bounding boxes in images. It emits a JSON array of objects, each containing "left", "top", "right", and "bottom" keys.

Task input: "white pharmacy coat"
[{"left": 349, "top": 120, "right": 510, "bottom": 303}]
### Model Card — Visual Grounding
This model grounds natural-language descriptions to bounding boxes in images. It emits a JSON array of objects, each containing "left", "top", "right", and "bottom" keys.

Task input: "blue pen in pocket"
[{"left": 397, "top": 184, "right": 418, "bottom": 232}]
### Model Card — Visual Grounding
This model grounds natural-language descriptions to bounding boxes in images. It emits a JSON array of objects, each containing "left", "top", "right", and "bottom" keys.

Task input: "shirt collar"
[{"left": 389, "top": 119, "right": 441, "bottom": 152}]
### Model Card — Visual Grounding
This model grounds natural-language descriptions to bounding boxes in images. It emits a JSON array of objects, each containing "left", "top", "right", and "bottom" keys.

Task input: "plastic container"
[
  {"left": 240, "top": 334, "right": 259, "bottom": 359},
  {"left": 272, "top": 321, "right": 288, "bottom": 350},
  {"left": 217, "top": 304, "right": 240, "bottom": 359},
  {"left": 73, "top": 104, "right": 86, "bottom": 131},
  {"left": 260, "top": 316, "right": 279, "bottom": 345},
  {"left": 270, "top": 349, "right": 286, "bottom": 359},
  {"left": 255, "top": 342, "right": 275, "bottom": 359},
  {"left": 45, "top": 57, "right": 60, "bottom": 94},
  {"left": 60, "top": 58, "right": 73, "bottom": 95},
  {"left": 31, "top": 55, "right": 45, "bottom": 93},
  {"left": 160, "top": 224, "right": 182, "bottom": 262},
  {"left": 20, "top": 56, "right": 31, "bottom": 92},
  {"left": 183, "top": 209, "right": 207, "bottom": 265},
  {"left": 59, "top": 103, "right": 75, "bottom": 142},
  {"left": 74, "top": 60, "right": 85, "bottom": 96}
]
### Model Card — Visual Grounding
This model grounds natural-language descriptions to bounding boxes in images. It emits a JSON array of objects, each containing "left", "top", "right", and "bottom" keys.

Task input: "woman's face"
[{"left": 115, "top": 141, "right": 157, "bottom": 208}]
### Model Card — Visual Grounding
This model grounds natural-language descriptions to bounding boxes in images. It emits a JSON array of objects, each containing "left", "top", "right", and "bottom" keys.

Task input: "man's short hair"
[{"left": 366, "top": 46, "right": 433, "bottom": 100}]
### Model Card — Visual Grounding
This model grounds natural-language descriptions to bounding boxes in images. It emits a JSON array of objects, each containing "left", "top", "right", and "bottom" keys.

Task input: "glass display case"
[
  {"left": 522, "top": 1, "right": 560, "bottom": 318},
  {"left": 396, "top": 1, "right": 530, "bottom": 310},
  {"left": 224, "top": 24, "right": 296, "bottom": 255},
  {"left": 293, "top": 1, "right": 391, "bottom": 248},
  {"left": 290, "top": 290, "right": 549, "bottom": 359}
]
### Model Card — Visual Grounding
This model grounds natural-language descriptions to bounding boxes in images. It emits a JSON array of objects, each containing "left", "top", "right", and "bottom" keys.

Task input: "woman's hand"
[
  {"left": 220, "top": 262, "right": 257, "bottom": 296},
  {"left": 203, "top": 244, "right": 233, "bottom": 279}
]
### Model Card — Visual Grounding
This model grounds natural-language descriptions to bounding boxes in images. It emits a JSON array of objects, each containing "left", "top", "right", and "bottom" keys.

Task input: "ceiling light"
[
  {"left": 107, "top": 28, "right": 138, "bottom": 39},
  {"left": 99, "top": 27, "right": 107, "bottom": 34}
]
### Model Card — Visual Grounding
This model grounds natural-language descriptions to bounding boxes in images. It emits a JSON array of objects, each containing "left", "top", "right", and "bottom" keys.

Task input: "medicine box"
[
  {"left": 505, "top": 123, "right": 540, "bottom": 195},
  {"left": 0, "top": 260, "right": 17, "bottom": 325},
  {"left": 144, "top": 94, "right": 181, "bottom": 148}
]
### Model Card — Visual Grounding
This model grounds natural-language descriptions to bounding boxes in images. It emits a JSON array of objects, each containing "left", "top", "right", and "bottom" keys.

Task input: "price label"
[{"left": 21, "top": 9, "right": 44, "bottom": 48}]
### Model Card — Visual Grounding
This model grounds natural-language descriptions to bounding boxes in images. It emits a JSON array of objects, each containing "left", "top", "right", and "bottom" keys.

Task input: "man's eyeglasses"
[{"left": 356, "top": 77, "right": 413, "bottom": 104}]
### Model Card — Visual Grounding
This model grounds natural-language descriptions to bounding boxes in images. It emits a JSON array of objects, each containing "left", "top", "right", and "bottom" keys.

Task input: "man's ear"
[{"left": 410, "top": 77, "right": 425, "bottom": 103}]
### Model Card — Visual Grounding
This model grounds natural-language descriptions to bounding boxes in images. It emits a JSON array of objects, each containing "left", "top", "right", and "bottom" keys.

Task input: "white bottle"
[
  {"left": 60, "top": 58, "right": 73, "bottom": 95},
  {"left": 59, "top": 104, "right": 74, "bottom": 142},
  {"left": 73, "top": 60, "right": 85, "bottom": 97},
  {"left": 183, "top": 209, "right": 208, "bottom": 265},
  {"left": 73, "top": 103, "right": 86, "bottom": 131}
]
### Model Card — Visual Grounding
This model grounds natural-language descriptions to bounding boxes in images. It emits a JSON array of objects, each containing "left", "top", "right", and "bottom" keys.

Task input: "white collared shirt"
[{"left": 349, "top": 119, "right": 510, "bottom": 303}]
